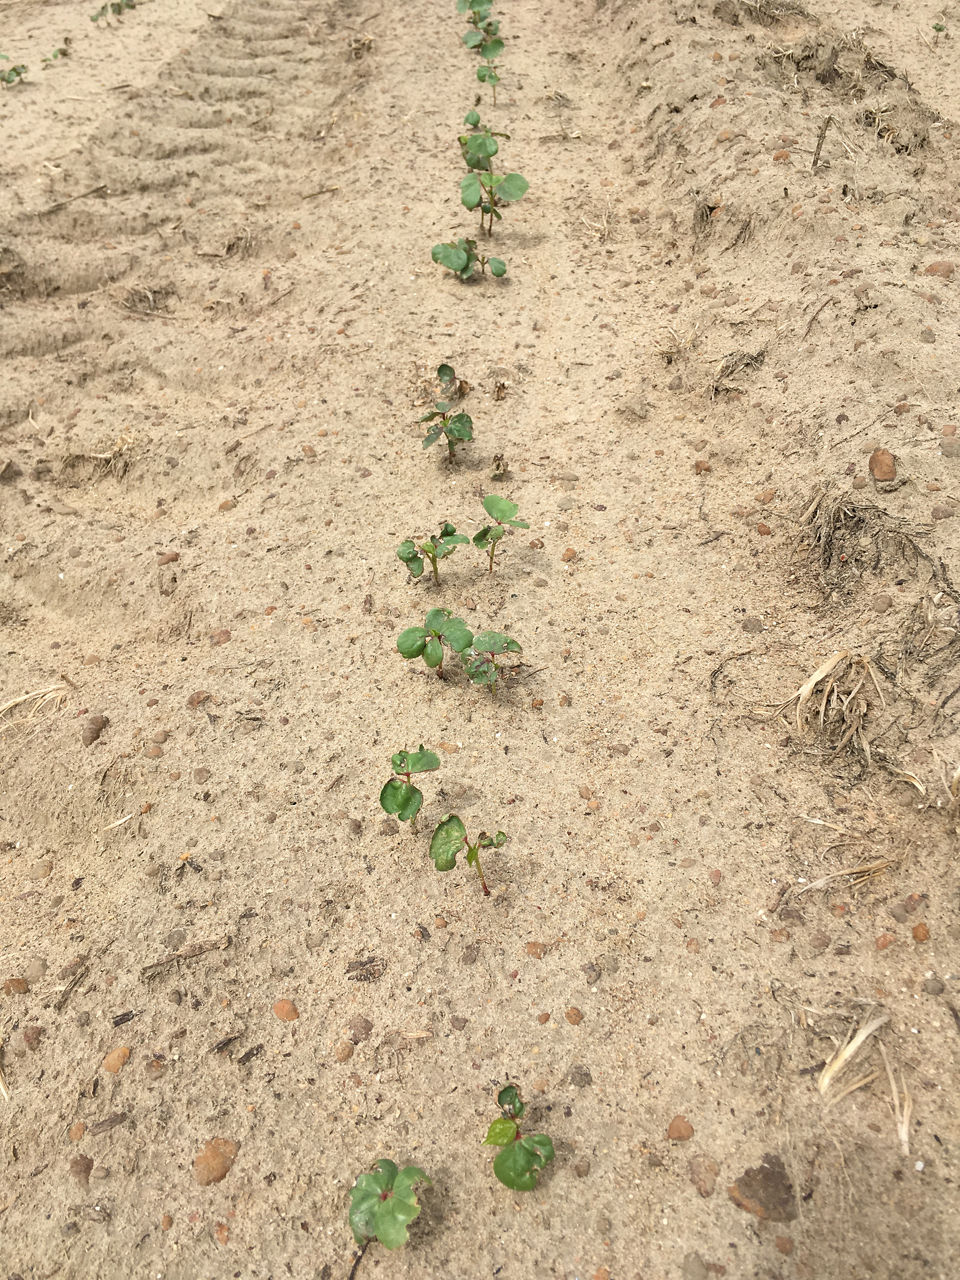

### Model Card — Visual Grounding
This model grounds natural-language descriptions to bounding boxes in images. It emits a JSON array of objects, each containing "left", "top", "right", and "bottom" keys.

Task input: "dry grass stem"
[
  {"left": 818, "top": 1009, "right": 890, "bottom": 1096},
  {"left": 797, "top": 858, "right": 895, "bottom": 896},
  {"left": 878, "top": 1041, "right": 913, "bottom": 1157},
  {"left": 0, "top": 683, "right": 68, "bottom": 731}
]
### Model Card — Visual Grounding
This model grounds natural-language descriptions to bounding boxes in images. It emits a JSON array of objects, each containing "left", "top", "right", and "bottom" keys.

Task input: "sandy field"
[{"left": 2, "top": 0, "right": 959, "bottom": 1276}]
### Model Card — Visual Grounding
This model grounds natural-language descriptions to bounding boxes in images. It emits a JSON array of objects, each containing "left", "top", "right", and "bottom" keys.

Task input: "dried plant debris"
[
  {"left": 739, "top": 0, "right": 810, "bottom": 24},
  {"left": 818, "top": 1007, "right": 889, "bottom": 1102},
  {"left": 712, "top": 348, "right": 765, "bottom": 394},
  {"left": 875, "top": 592, "right": 960, "bottom": 689},
  {"left": 770, "top": 650, "right": 925, "bottom": 791},
  {"left": 797, "top": 491, "right": 955, "bottom": 599},
  {"left": 60, "top": 432, "right": 135, "bottom": 482}
]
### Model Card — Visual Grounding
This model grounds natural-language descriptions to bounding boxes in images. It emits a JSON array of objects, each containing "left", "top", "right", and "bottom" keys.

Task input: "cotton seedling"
[
  {"left": 483, "top": 1085, "right": 555, "bottom": 1190},
  {"left": 397, "top": 523, "right": 470, "bottom": 585},
  {"left": 379, "top": 745, "right": 440, "bottom": 829},
  {"left": 429, "top": 815, "right": 506, "bottom": 896},
  {"left": 41, "top": 45, "right": 69, "bottom": 65},
  {"left": 432, "top": 237, "right": 506, "bottom": 281},
  {"left": 91, "top": 0, "right": 135, "bottom": 21},
  {"left": 461, "top": 168, "right": 528, "bottom": 237},
  {"left": 397, "top": 608, "right": 473, "bottom": 677},
  {"left": 477, "top": 56, "right": 501, "bottom": 105},
  {"left": 437, "top": 361, "right": 469, "bottom": 400},
  {"left": 419, "top": 403, "right": 473, "bottom": 458},
  {"left": 348, "top": 1160, "right": 430, "bottom": 1253},
  {"left": 458, "top": 0, "right": 499, "bottom": 46},
  {"left": 0, "top": 55, "right": 27, "bottom": 86},
  {"left": 473, "top": 495, "right": 529, "bottom": 573},
  {"left": 459, "top": 111, "right": 509, "bottom": 173},
  {"left": 462, "top": 630, "right": 522, "bottom": 693}
]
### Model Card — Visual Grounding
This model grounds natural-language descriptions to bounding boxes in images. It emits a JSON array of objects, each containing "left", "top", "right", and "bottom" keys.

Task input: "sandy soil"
[{"left": 2, "top": 0, "right": 959, "bottom": 1277}]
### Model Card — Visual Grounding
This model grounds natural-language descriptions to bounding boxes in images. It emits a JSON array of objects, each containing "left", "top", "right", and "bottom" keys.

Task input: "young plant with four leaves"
[
  {"left": 462, "top": 630, "right": 521, "bottom": 692},
  {"left": 348, "top": 1159, "right": 430, "bottom": 1254},
  {"left": 397, "top": 608, "right": 473, "bottom": 677},
  {"left": 418, "top": 371, "right": 474, "bottom": 456},
  {"left": 484, "top": 1085, "right": 555, "bottom": 1189},
  {"left": 473, "top": 494, "right": 529, "bottom": 573},
  {"left": 379, "top": 746, "right": 440, "bottom": 829},
  {"left": 398, "top": 523, "right": 470, "bottom": 585},
  {"left": 429, "top": 815, "right": 506, "bottom": 896},
  {"left": 432, "top": 236, "right": 505, "bottom": 281}
]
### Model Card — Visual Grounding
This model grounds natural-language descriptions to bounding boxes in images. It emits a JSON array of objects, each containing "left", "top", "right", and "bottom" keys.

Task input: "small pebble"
[
  {"left": 668, "top": 1114, "right": 694, "bottom": 1141},
  {"left": 102, "top": 1046, "right": 130, "bottom": 1074},
  {"left": 273, "top": 999, "right": 299, "bottom": 1022},
  {"left": 334, "top": 1041, "right": 354, "bottom": 1062},
  {"left": 194, "top": 1137, "right": 239, "bottom": 1186},
  {"left": 565, "top": 1007, "right": 583, "bottom": 1025}
]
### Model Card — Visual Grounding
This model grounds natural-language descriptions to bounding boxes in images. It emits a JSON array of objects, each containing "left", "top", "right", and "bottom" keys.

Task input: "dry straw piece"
[
  {"left": 0, "top": 683, "right": 69, "bottom": 735},
  {"left": 818, "top": 1008, "right": 890, "bottom": 1101}
]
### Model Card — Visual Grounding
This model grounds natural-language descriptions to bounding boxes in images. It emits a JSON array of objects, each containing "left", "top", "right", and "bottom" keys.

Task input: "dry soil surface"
[{"left": 2, "top": 0, "right": 960, "bottom": 1278}]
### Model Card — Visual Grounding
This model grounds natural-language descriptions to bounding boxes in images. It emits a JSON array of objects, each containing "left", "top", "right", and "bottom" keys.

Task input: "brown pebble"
[
  {"left": 193, "top": 767, "right": 211, "bottom": 784},
  {"left": 186, "top": 691, "right": 210, "bottom": 708},
  {"left": 688, "top": 1154, "right": 720, "bottom": 1197},
  {"left": 82, "top": 714, "right": 108, "bottom": 747},
  {"left": 152, "top": 730, "right": 169, "bottom": 744},
  {"left": 561, "top": 547, "right": 578, "bottom": 562},
  {"left": 708, "top": 869, "right": 722, "bottom": 886},
  {"left": 161, "top": 1213, "right": 173, "bottom": 1231},
  {"left": 574, "top": 1158, "right": 591, "bottom": 1178},
  {"left": 450, "top": 1015, "right": 467, "bottom": 1030},
  {"left": 218, "top": 498, "right": 236, "bottom": 512},
  {"left": 757, "top": 522, "right": 772, "bottom": 536},
  {"left": 70, "top": 1154, "right": 94, "bottom": 1187},
  {"left": 668, "top": 1114, "right": 694, "bottom": 1142},
  {"left": 349, "top": 1016, "right": 373, "bottom": 1044},
  {"left": 334, "top": 1041, "right": 354, "bottom": 1062},
  {"left": 194, "top": 1137, "right": 239, "bottom": 1186},
  {"left": 923, "top": 977, "right": 944, "bottom": 995},
  {"left": 209, "top": 628, "right": 232, "bottom": 646},
  {"left": 876, "top": 932, "right": 895, "bottom": 951},
  {"left": 852, "top": 477, "right": 867, "bottom": 489},
  {"left": 145, "top": 1056, "right": 167, "bottom": 1078},
  {"left": 272, "top": 999, "right": 299, "bottom": 1022},
  {"left": 143, "top": 744, "right": 163, "bottom": 759},
  {"left": 69, "top": 1121, "right": 87, "bottom": 1142},
  {"left": 157, "top": 551, "right": 180, "bottom": 566},
  {"left": 872, "top": 593, "right": 893, "bottom": 613},
  {"left": 565, "top": 1007, "right": 583, "bottom": 1025},
  {"left": 525, "top": 942, "right": 548, "bottom": 959},
  {"left": 775, "top": 1236, "right": 795, "bottom": 1256},
  {"left": 912, "top": 922, "right": 930, "bottom": 943},
  {"left": 22, "top": 1025, "right": 44, "bottom": 1051},
  {"left": 3, "top": 977, "right": 29, "bottom": 996},
  {"left": 82, "top": 654, "right": 101, "bottom": 666},
  {"left": 694, "top": 459, "right": 711, "bottom": 475},
  {"left": 932, "top": 505, "right": 956, "bottom": 520},
  {"left": 102, "top": 1046, "right": 130, "bottom": 1074},
  {"left": 537, "top": 1012, "right": 550, "bottom": 1025},
  {"left": 924, "top": 260, "right": 955, "bottom": 279},
  {"left": 868, "top": 448, "right": 896, "bottom": 482}
]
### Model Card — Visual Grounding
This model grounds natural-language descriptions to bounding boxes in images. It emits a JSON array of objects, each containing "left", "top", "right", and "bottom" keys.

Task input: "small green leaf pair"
[
  {"left": 379, "top": 745, "right": 440, "bottom": 828},
  {"left": 91, "top": 0, "right": 135, "bottom": 21},
  {"left": 397, "top": 608, "right": 473, "bottom": 677},
  {"left": 461, "top": 170, "right": 529, "bottom": 236},
  {"left": 473, "top": 495, "right": 529, "bottom": 573},
  {"left": 459, "top": 112, "right": 509, "bottom": 173},
  {"left": 432, "top": 237, "right": 506, "bottom": 281},
  {"left": 484, "top": 1085, "right": 555, "bottom": 1190},
  {"left": 476, "top": 60, "right": 501, "bottom": 103},
  {"left": 397, "top": 523, "right": 470, "bottom": 584},
  {"left": 349, "top": 1160, "right": 429, "bottom": 1251},
  {"left": 0, "top": 55, "right": 27, "bottom": 85},
  {"left": 429, "top": 815, "right": 506, "bottom": 896},
  {"left": 462, "top": 630, "right": 521, "bottom": 691}
]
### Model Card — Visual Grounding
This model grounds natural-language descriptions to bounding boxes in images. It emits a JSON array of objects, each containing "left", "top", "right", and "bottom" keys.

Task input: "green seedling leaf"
[
  {"left": 462, "top": 29, "right": 483, "bottom": 48},
  {"left": 379, "top": 778, "right": 423, "bottom": 823},
  {"left": 463, "top": 108, "right": 481, "bottom": 126},
  {"left": 479, "top": 830, "right": 508, "bottom": 849},
  {"left": 461, "top": 173, "right": 484, "bottom": 210},
  {"left": 493, "top": 1139, "right": 552, "bottom": 1191},
  {"left": 429, "top": 814, "right": 466, "bottom": 872},
  {"left": 423, "top": 636, "right": 444, "bottom": 668},
  {"left": 446, "top": 412, "right": 473, "bottom": 441},
  {"left": 432, "top": 242, "right": 469, "bottom": 272},
  {"left": 489, "top": 257, "right": 507, "bottom": 276},
  {"left": 477, "top": 64, "right": 500, "bottom": 84},
  {"left": 472, "top": 631, "right": 521, "bottom": 655},
  {"left": 349, "top": 1160, "right": 430, "bottom": 1250},
  {"left": 484, "top": 1118, "right": 518, "bottom": 1146},
  {"left": 437, "top": 363, "right": 455, "bottom": 384},
  {"left": 480, "top": 37, "right": 504, "bottom": 59},
  {"left": 439, "top": 618, "right": 474, "bottom": 652},
  {"left": 498, "top": 1084, "right": 524, "bottom": 1116},
  {"left": 497, "top": 173, "right": 529, "bottom": 203},
  {"left": 473, "top": 524, "right": 504, "bottom": 550},
  {"left": 397, "top": 627, "right": 427, "bottom": 659},
  {"left": 482, "top": 495, "right": 524, "bottom": 524},
  {"left": 404, "top": 746, "right": 440, "bottom": 774}
]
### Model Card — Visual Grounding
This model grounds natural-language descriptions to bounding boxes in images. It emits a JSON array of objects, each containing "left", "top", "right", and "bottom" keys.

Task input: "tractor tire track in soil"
[{"left": 1, "top": 0, "right": 958, "bottom": 1276}]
